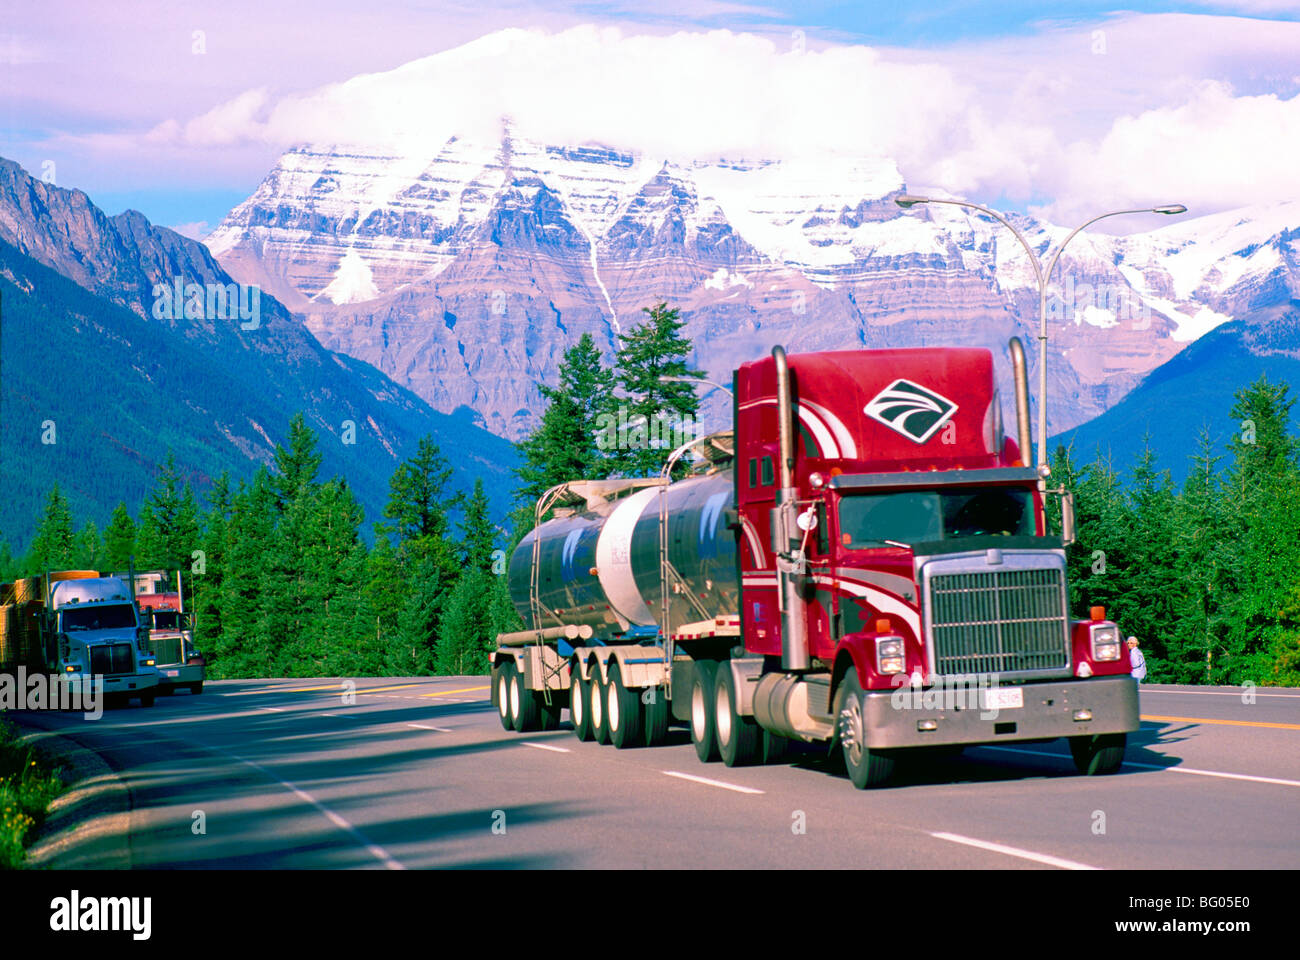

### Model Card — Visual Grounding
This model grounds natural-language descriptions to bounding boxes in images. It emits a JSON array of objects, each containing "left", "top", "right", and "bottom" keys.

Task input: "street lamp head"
[
  {"left": 1152, "top": 204, "right": 1187, "bottom": 215},
  {"left": 894, "top": 194, "right": 929, "bottom": 208}
]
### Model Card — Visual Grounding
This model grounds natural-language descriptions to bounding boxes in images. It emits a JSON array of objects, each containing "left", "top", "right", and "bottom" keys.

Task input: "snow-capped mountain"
[{"left": 207, "top": 134, "right": 1300, "bottom": 441}]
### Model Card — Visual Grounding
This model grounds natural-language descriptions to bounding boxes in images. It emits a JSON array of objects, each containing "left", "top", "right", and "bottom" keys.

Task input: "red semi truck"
[{"left": 491, "top": 338, "right": 1139, "bottom": 788}]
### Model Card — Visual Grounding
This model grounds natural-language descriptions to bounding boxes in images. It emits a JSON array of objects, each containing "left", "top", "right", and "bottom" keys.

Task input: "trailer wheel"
[
  {"left": 716, "top": 663, "right": 758, "bottom": 767},
  {"left": 537, "top": 692, "right": 563, "bottom": 731},
  {"left": 1069, "top": 733, "right": 1126, "bottom": 775},
  {"left": 589, "top": 665, "right": 610, "bottom": 744},
  {"left": 834, "top": 668, "right": 895, "bottom": 789},
  {"left": 690, "top": 660, "right": 720, "bottom": 763},
  {"left": 607, "top": 663, "right": 643, "bottom": 749},
  {"left": 496, "top": 662, "right": 514, "bottom": 731},
  {"left": 643, "top": 685, "right": 670, "bottom": 747},
  {"left": 510, "top": 665, "right": 540, "bottom": 732},
  {"left": 570, "top": 670, "right": 594, "bottom": 741}
]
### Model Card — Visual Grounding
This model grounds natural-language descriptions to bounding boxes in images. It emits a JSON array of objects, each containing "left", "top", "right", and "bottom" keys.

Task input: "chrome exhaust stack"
[
  {"left": 1008, "top": 337, "right": 1033, "bottom": 465},
  {"left": 772, "top": 346, "right": 810, "bottom": 672}
]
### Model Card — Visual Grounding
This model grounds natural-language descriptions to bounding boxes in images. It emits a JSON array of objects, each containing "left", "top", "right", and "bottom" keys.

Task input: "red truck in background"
[
  {"left": 491, "top": 338, "right": 1139, "bottom": 789},
  {"left": 130, "top": 570, "right": 205, "bottom": 696}
]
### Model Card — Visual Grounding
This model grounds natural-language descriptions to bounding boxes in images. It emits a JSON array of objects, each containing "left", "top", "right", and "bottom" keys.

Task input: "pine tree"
[
  {"left": 379, "top": 437, "right": 456, "bottom": 546},
  {"left": 72, "top": 520, "right": 102, "bottom": 570},
  {"left": 27, "top": 484, "right": 75, "bottom": 572},
  {"left": 271, "top": 413, "right": 324, "bottom": 511},
  {"left": 437, "top": 567, "right": 496, "bottom": 676},
  {"left": 1168, "top": 427, "right": 1229, "bottom": 683},
  {"left": 377, "top": 438, "right": 463, "bottom": 674},
  {"left": 193, "top": 475, "right": 232, "bottom": 658},
  {"left": 103, "top": 502, "right": 137, "bottom": 572},
  {"left": 458, "top": 478, "right": 497, "bottom": 574},
  {"left": 611, "top": 302, "right": 702, "bottom": 477},
  {"left": 1124, "top": 439, "right": 1179, "bottom": 679},
  {"left": 135, "top": 454, "right": 200, "bottom": 573}
]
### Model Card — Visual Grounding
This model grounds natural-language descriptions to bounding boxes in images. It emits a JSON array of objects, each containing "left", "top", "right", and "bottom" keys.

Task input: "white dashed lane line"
[
  {"left": 930, "top": 832, "right": 1099, "bottom": 870},
  {"left": 662, "top": 771, "right": 764, "bottom": 795},
  {"left": 522, "top": 742, "right": 571, "bottom": 753}
]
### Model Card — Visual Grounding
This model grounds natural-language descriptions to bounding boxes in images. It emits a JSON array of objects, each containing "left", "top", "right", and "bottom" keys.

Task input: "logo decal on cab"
[{"left": 863, "top": 379, "right": 959, "bottom": 444}]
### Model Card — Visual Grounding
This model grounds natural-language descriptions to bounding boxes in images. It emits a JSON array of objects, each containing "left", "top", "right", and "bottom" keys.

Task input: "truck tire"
[
  {"left": 537, "top": 691, "right": 563, "bottom": 731},
  {"left": 190, "top": 682, "right": 203, "bottom": 695},
  {"left": 509, "top": 664, "right": 540, "bottom": 732},
  {"left": 140, "top": 691, "right": 156, "bottom": 708},
  {"left": 716, "top": 663, "right": 759, "bottom": 767},
  {"left": 834, "top": 668, "right": 895, "bottom": 789},
  {"left": 1069, "top": 733, "right": 1126, "bottom": 775},
  {"left": 643, "top": 685, "right": 670, "bottom": 746},
  {"left": 690, "top": 660, "right": 720, "bottom": 763},
  {"left": 570, "top": 670, "right": 594, "bottom": 741},
  {"left": 496, "top": 662, "right": 515, "bottom": 731},
  {"left": 589, "top": 665, "right": 610, "bottom": 744},
  {"left": 760, "top": 729, "right": 790, "bottom": 765},
  {"left": 606, "top": 663, "right": 643, "bottom": 749}
]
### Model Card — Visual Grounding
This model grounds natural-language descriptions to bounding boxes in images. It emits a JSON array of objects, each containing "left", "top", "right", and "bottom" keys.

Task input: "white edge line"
[
  {"left": 662, "top": 770, "right": 764, "bottom": 794},
  {"left": 1141, "top": 690, "right": 1300, "bottom": 698},
  {"left": 978, "top": 745, "right": 1300, "bottom": 788},
  {"left": 522, "top": 741, "right": 571, "bottom": 753},
  {"left": 931, "top": 831, "right": 1099, "bottom": 871},
  {"left": 256, "top": 706, "right": 285, "bottom": 712},
  {"left": 407, "top": 723, "right": 453, "bottom": 732}
]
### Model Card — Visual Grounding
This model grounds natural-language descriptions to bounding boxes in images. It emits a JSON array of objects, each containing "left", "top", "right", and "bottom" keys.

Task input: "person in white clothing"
[{"left": 1127, "top": 636, "right": 1147, "bottom": 681}]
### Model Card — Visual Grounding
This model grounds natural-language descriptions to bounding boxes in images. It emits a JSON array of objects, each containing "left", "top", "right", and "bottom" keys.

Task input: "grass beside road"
[{"left": 0, "top": 718, "right": 63, "bottom": 869}]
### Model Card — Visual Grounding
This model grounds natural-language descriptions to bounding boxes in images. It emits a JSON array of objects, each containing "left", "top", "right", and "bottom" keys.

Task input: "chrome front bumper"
[{"left": 862, "top": 674, "right": 1139, "bottom": 749}]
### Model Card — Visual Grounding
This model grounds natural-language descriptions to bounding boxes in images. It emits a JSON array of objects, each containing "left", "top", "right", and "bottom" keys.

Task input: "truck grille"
[
  {"left": 89, "top": 643, "right": 135, "bottom": 676},
  {"left": 927, "top": 567, "right": 1069, "bottom": 677},
  {"left": 152, "top": 635, "right": 183, "bottom": 666}
]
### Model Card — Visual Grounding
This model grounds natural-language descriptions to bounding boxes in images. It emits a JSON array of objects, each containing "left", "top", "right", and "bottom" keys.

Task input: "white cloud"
[
  {"left": 89, "top": 17, "right": 1300, "bottom": 226},
  {"left": 168, "top": 221, "right": 210, "bottom": 240}
]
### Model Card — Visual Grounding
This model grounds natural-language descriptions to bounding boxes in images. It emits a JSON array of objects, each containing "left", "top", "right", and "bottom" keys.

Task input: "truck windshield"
[
  {"left": 838, "top": 487, "right": 1034, "bottom": 548},
  {"left": 152, "top": 611, "right": 179, "bottom": 630},
  {"left": 61, "top": 604, "right": 137, "bottom": 631}
]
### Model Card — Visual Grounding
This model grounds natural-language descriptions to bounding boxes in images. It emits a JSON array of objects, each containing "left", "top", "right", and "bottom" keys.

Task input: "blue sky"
[{"left": 3, "top": 1, "right": 1299, "bottom": 233}]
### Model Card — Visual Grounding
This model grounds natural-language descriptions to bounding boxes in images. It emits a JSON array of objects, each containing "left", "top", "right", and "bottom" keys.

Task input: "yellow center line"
[
  {"left": 270, "top": 682, "right": 432, "bottom": 695},
  {"left": 1142, "top": 714, "right": 1300, "bottom": 731},
  {"left": 420, "top": 685, "right": 490, "bottom": 698}
]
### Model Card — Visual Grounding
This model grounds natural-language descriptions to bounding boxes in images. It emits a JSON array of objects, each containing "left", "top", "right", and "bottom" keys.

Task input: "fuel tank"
[{"left": 509, "top": 469, "right": 738, "bottom": 637}]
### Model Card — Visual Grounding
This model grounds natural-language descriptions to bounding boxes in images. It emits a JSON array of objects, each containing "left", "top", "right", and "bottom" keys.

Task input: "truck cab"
[
  {"left": 136, "top": 588, "right": 205, "bottom": 695},
  {"left": 49, "top": 576, "right": 160, "bottom": 707}
]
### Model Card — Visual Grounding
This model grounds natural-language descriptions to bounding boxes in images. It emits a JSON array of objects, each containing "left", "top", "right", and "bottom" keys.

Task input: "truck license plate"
[
  {"left": 982, "top": 688, "right": 1023, "bottom": 710},
  {"left": 164, "top": 670, "right": 180, "bottom": 678}
]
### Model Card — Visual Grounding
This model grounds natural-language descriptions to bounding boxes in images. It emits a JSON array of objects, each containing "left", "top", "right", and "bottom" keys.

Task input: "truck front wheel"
[
  {"left": 1069, "top": 733, "right": 1126, "bottom": 775},
  {"left": 716, "top": 664, "right": 759, "bottom": 767},
  {"left": 834, "top": 668, "right": 895, "bottom": 789},
  {"left": 690, "top": 660, "right": 720, "bottom": 763}
]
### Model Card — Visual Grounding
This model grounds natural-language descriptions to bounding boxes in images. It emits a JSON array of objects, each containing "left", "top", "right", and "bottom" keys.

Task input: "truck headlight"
[
  {"left": 876, "top": 636, "right": 905, "bottom": 675},
  {"left": 1090, "top": 624, "right": 1120, "bottom": 661}
]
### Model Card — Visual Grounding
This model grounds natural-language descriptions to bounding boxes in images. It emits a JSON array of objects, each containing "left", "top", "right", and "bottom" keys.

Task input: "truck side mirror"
[{"left": 1061, "top": 491, "right": 1076, "bottom": 546}]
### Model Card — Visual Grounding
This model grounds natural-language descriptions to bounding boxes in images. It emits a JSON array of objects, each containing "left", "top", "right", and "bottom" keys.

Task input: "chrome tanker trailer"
[{"left": 492, "top": 342, "right": 1139, "bottom": 788}]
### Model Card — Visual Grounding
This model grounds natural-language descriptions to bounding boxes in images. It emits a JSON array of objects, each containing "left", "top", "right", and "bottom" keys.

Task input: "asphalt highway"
[{"left": 12, "top": 679, "right": 1299, "bottom": 869}]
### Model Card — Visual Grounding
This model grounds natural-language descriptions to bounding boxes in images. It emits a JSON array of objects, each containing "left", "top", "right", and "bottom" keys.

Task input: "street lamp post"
[{"left": 894, "top": 194, "right": 1187, "bottom": 471}]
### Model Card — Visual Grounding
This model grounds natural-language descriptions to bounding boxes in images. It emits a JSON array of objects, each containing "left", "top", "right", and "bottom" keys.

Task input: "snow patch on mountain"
[{"left": 319, "top": 248, "right": 381, "bottom": 304}]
